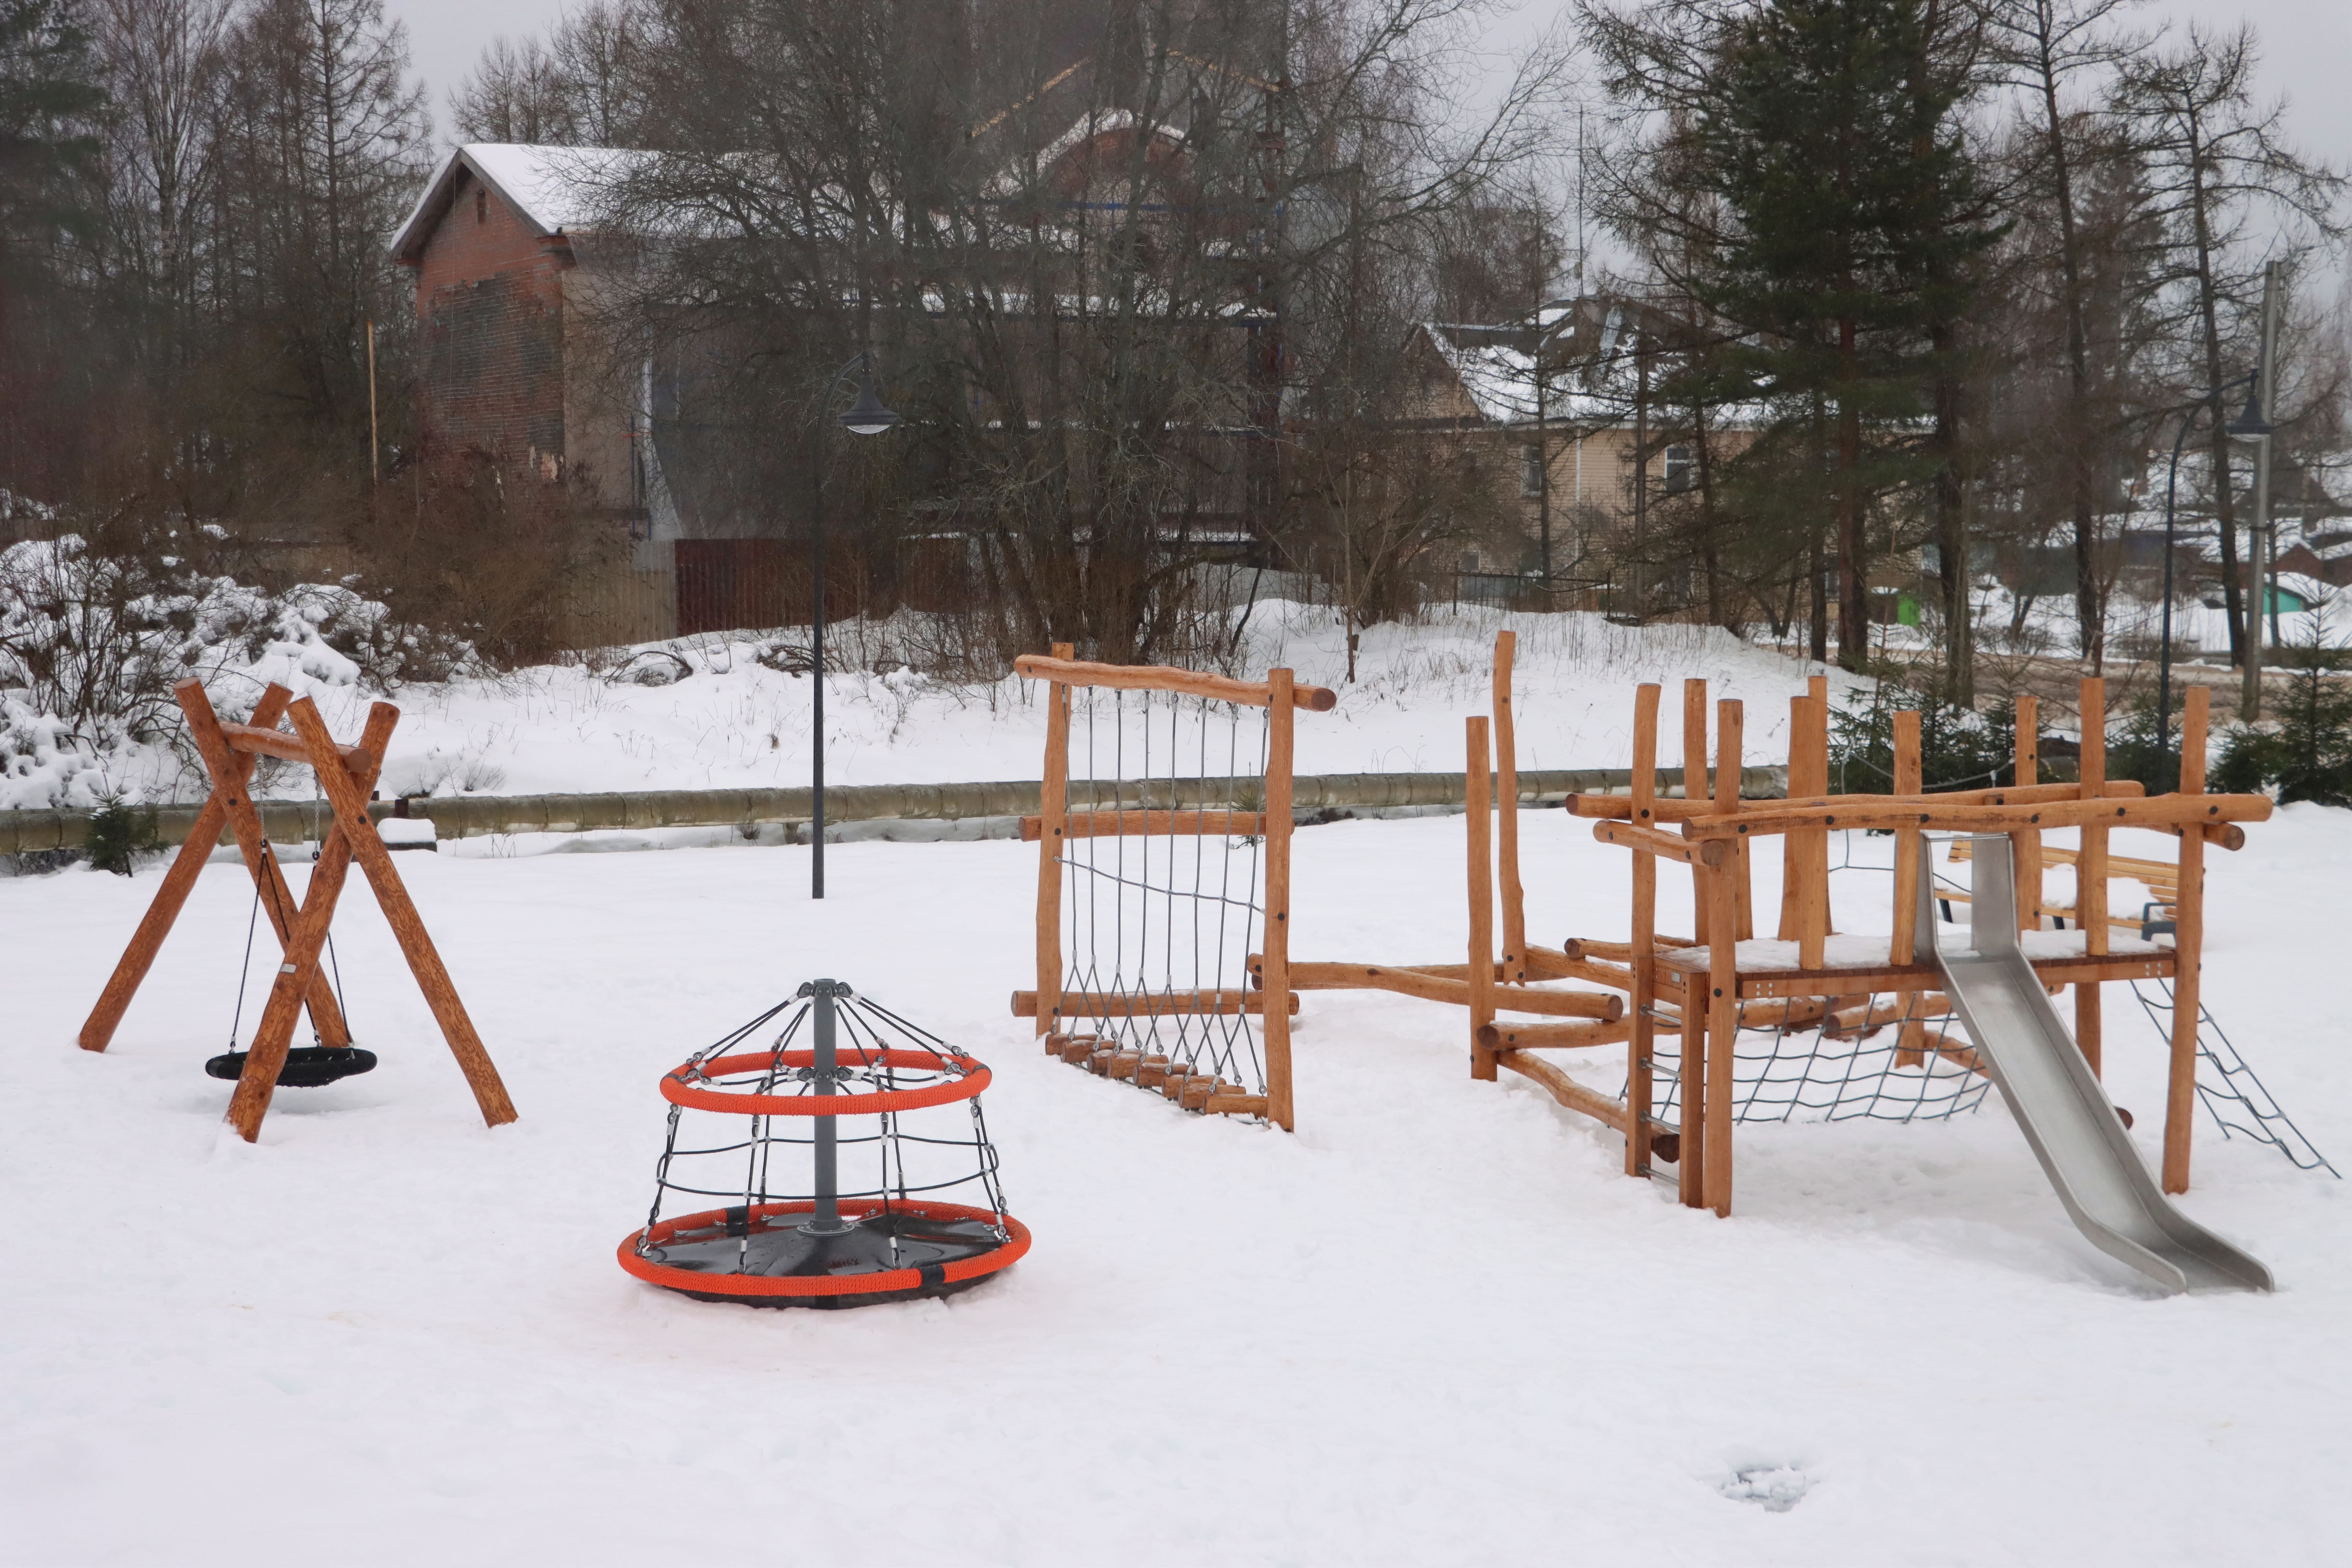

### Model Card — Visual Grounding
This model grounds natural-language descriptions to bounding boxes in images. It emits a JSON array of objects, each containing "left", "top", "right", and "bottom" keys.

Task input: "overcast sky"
[{"left": 391, "top": 0, "right": 2351, "bottom": 182}]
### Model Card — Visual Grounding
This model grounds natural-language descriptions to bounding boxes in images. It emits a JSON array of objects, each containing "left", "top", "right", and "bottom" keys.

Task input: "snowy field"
[{"left": 4, "top": 791, "right": 2348, "bottom": 1564}]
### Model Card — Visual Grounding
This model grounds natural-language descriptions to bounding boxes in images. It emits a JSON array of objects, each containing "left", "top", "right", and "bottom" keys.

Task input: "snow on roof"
[
  {"left": 1422, "top": 329, "right": 1622, "bottom": 427},
  {"left": 391, "top": 144, "right": 650, "bottom": 263}
]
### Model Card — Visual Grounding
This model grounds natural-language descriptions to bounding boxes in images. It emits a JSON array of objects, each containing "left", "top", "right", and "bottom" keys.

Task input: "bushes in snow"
[{"left": 0, "top": 534, "right": 473, "bottom": 809}]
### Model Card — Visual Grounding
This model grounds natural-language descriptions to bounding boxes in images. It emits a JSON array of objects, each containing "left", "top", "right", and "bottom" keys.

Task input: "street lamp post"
[
  {"left": 808, "top": 350, "right": 900, "bottom": 900},
  {"left": 2155, "top": 369, "right": 2271, "bottom": 786}
]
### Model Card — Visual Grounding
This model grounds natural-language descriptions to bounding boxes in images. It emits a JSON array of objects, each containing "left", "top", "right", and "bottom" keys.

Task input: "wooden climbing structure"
[
  {"left": 1545, "top": 676, "right": 2267, "bottom": 1215},
  {"left": 77, "top": 679, "right": 516, "bottom": 1142}
]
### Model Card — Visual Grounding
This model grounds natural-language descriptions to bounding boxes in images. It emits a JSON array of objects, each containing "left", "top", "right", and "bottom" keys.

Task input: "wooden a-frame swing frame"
[{"left": 77, "top": 678, "right": 516, "bottom": 1142}]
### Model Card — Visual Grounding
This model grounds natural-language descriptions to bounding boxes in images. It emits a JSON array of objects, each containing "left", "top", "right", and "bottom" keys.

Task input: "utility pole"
[
  {"left": 366, "top": 319, "right": 380, "bottom": 485},
  {"left": 2243, "top": 261, "right": 2280, "bottom": 721}
]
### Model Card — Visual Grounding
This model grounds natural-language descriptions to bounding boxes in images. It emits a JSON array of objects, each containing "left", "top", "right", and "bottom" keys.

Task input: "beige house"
[{"left": 1415, "top": 297, "right": 1762, "bottom": 612}]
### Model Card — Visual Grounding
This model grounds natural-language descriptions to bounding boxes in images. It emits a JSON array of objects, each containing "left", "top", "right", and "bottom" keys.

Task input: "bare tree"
[{"left": 2117, "top": 23, "right": 2345, "bottom": 670}]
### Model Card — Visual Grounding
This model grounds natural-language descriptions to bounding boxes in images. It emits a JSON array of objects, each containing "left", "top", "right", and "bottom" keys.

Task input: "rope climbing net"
[
  {"left": 1016, "top": 651, "right": 1326, "bottom": 1129},
  {"left": 2130, "top": 978, "right": 2338, "bottom": 1176},
  {"left": 1640, "top": 990, "right": 1995, "bottom": 1128},
  {"left": 1056, "top": 683, "right": 1273, "bottom": 1102}
]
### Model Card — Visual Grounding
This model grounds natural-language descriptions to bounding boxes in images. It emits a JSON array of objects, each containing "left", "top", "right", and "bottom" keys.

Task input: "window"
[
  {"left": 1663, "top": 443, "right": 1695, "bottom": 494},
  {"left": 1520, "top": 446, "right": 1544, "bottom": 497},
  {"left": 475, "top": 188, "right": 487, "bottom": 224}
]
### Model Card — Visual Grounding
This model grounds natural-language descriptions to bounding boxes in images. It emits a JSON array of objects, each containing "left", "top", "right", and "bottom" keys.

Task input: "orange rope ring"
[{"left": 662, "top": 1047, "right": 990, "bottom": 1117}]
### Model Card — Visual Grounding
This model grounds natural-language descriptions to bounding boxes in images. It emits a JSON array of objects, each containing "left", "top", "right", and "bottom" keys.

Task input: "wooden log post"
[
  {"left": 1467, "top": 716, "right": 1499, "bottom": 1082},
  {"left": 223, "top": 704, "right": 397, "bottom": 1137},
  {"left": 1493, "top": 632, "right": 1527, "bottom": 982},
  {"left": 1705, "top": 699, "right": 1742, "bottom": 1216},
  {"left": 2164, "top": 687, "right": 2209, "bottom": 1195},
  {"left": 284, "top": 697, "right": 517, "bottom": 1135},
  {"left": 177, "top": 682, "right": 353, "bottom": 1048},
  {"left": 2014, "top": 693, "right": 2042, "bottom": 931},
  {"left": 1684, "top": 679, "right": 1710, "bottom": 948},
  {"left": 1033, "top": 642, "right": 1073, "bottom": 1037},
  {"left": 1264, "top": 669, "right": 1297, "bottom": 1132},
  {"left": 1629, "top": 686, "right": 1679, "bottom": 1191},
  {"left": 79, "top": 684, "right": 294, "bottom": 1054},
  {"left": 1890, "top": 708, "right": 1927, "bottom": 1068},
  {"left": 2077, "top": 678, "right": 2108, "bottom": 1077},
  {"left": 1793, "top": 691, "right": 1829, "bottom": 970}
]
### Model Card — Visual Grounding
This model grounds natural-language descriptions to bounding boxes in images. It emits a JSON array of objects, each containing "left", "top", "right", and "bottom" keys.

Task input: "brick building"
[{"left": 392, "top": 144, "right": 677, "bottom": 641}]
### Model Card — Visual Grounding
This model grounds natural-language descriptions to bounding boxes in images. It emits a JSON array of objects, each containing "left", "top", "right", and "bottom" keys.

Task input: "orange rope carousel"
[{"left": 617, "top": 980, "right": 1028, "bottom": 1309}]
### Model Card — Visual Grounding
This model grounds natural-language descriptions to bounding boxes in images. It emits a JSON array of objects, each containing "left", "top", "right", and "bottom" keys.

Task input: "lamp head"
[
  {"left": 2226, "top": 374, "right": 2274, "bottom": 440},
  {"left": 839, "top": 356, "right": 899, "bottom": 437}
]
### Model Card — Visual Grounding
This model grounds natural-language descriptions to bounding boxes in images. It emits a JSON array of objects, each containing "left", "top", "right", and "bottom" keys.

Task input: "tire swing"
[{"left": 618, "top": 979, "right": 1029, "bottom": 1309}]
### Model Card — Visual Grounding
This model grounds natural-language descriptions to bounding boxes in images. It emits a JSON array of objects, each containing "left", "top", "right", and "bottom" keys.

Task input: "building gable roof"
[{"left": 392, "top": 143, "right": 647, "bottom": 264}]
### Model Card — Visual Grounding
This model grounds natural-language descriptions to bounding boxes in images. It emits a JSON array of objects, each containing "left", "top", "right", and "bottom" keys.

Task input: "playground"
[{"left": 6, "top": 631, "right": 2351, "bottom": 1565}]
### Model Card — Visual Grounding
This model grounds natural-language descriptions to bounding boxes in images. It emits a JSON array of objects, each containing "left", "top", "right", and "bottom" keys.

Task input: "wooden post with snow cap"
[
  {"left": 1033, "top": 642, "right": 1072, "bottom": 1037},
  {"left": 2164, "top": 687, "right": 2209, "bottom": 1194},
  {"left": 2077, "top": 678, "right": 2108, "bottom": 1077}
]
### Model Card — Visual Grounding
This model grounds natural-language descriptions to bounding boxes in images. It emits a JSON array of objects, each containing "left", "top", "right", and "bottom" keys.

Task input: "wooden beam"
[
  {"left": 1482, "top": 1018, "right": 1635, "bottom": 1051},
  {"left": 1684, "top": 679, "right": 1710, "bottom": 946},
  {"left": 1264, "top": 669, "right": 1298, "bottom": 1132},
  {"left": 1706, "top": 696, "right": 1743, "bottom": 1218},
  {"left": 2014, "top": 694, "right": 2043, "bottom": 931},
  {"left": 1569, "top": 778, "right": 2147, "bottom": 822},
  {"left": 1011, "top": 988, "right": 1298, "bottom": 1018},
  {"left": 79, "top": 685, "right": 295, "bottom": 1054},
  {"left": 1020, "top": 809, "right": 1266, "bottom": 841},
  {"left": 176, "top": 682, "right": 351, "bottom": 1049},
  {"left": 1274, "top": 961, "right": 1621, "bottom": 1018},
  {"left": 223, "top": 704, "right": 396, "bottom": 1137},
  {"left": 1683, "top": 793, "right": 2271, "bottom": 839},
  {"left": 284, "top": 697, "right": 515, "bottom": 1134},
  {"left": 1494, "top": 1049, "right": 1630, "bottom": 1132},
  {"left": 2164, "top": 687, "right": 2209, "bottom": 1195},
  {"left": 1494, "top": 631, "right": 1527, "bottom": 982},
  {"left": 2078, "top": 677, "right": 2108, "bottom": 1078},
  {"left": 1593, "top": 818, "right": 1730, "bottom": 866},
  {"left": 1033, "top": 641, "right": 1072, "bottom": 1036},
  {"left": 216, "top": 721, "right": 364, "bottom": 766},
  {"left": 1467, "top": 715, "right": 1498, "bottom": 1081},
  {"left": 1012, "top": 654, "right": 1338, "bottom": 712}
]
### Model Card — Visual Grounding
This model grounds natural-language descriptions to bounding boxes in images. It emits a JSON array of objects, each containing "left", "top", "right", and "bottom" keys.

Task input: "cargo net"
[
  {"left": 1056, "top": 683, "right": 1270, "bottom": 1103},
  {"left": 2130, "top": 978, "right": 2338, "bottom": 1176},
  {"left": 1637, "top": 991, "right": 1996, "bottom": 1127}
]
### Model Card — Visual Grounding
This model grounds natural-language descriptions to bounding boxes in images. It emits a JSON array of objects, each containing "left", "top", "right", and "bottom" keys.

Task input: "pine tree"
[{"left": 1679, "top": 0, "right": 2003, "bottom": 672}]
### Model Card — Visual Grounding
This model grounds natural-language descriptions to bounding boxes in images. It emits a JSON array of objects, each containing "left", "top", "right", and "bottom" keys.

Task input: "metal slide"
[{"left": 1919, "top": 836, "right": 2273, "bottom": 1294}]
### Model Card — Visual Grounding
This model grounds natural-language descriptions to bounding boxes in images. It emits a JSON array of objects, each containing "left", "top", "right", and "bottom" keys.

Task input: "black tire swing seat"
[
  {"left": 205, "top": 1045, "right": 378, "bottom": 1087},
  {"left": 618, "top": 979, "right": 1029, "bottom": 1310},
  {"left": 208, "top": 855, "right": 375, "bottom": 1090}
]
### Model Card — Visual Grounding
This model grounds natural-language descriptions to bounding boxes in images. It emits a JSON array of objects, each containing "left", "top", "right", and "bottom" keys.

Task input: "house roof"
[{"left": 391, "top": 143, "right": 648, "bottom": 264}]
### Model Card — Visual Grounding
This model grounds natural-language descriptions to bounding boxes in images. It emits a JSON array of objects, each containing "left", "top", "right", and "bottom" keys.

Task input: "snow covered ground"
[
  {"left": 7, "top": 604, "right": 1865, "bottom": 810},
  {"left": 5, "top": 787, "right": 2347, "bottom": 1564}
]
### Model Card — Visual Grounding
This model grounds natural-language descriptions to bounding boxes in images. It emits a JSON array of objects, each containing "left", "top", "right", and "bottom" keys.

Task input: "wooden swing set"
[{"left": 77, "top": 679, "right": 515, "bottom": 1142}]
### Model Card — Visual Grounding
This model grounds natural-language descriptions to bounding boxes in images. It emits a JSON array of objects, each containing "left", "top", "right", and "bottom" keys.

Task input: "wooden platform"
[{"left": 1654, "top": 930, "right": 2175, "bottom": 999}]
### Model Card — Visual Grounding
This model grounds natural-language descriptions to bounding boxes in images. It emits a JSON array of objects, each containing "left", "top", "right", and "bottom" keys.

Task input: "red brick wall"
[{"left": 411, "top": 166, "right": 572, "bottom": 469}]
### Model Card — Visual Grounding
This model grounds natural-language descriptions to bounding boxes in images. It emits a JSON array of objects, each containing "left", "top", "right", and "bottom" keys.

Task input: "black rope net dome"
[{"left": 617, "top": 980, "right": 1029, "bottom": 1309}]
